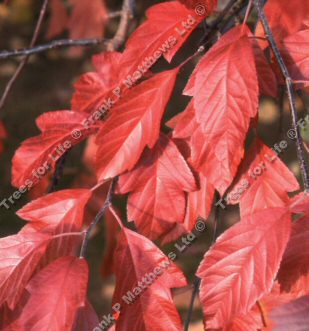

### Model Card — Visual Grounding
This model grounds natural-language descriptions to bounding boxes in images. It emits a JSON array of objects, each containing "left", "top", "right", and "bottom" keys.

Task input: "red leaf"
[
  {"left": 100, "top": 208, "right": 120, "bottom": 278},
  {"left": 95, "top": 69, "right": 179, "bottom": 181},
  {"left": 18, "top": 189, "right": 92, "bottom": 264},
  {"left": 289, "top": 192, "right": 309, "bottom": 215},
  {"left": 224, "top": 306, "right": 263, "bottom": 331},
  {"left": 46, "top": 0, "right": 68, "bottom": 39},
  {"left": 183, "top": 172, "right": 214, "bottom": 227},
  {"left": 255, "top": 0, "right": 309, "bottom": 47},
  {"left": 17, "top": 189, "right": 91, "bottom": 233},
  {"left": 118, "top": 134, "right": 197, "bottom": 241},
  {"left": 0, "top": 301, "right": 26, "bottom": 331},
  {"left": 196, "top": 208, "right": 292, "bottom": 329},
  {"left": 258, "top": 282, "right": 297, "bottom": 330},
  {"left": 270, "top": 295, "right": 309, "bottom": 331},
  {"left": 161, "top": 172, "right": 214, "bottom": 244},
  {"left": 177, "top": 0, "right": 217, "bottom": 12},
  {"left": 167, "top": 100, "right": 199, "bottom": 139},
  {"left": 112, "top": 228, "right": 187, "bottom": 331},
  {"left": 120, "top": 0, "right": 207, "bottom": 74},
  {"left": 228, "top": 139, "right": 299, "bottom": 217},
  {"left": 185, "top": 25, "right": 259, "bottom": 195},
  {"left": 72, "top": 300, "right": 99, "bottom": 331},
  {"left": 157, "top": 137, "right": 214, "bottom": 243},
  {"left": 0, "top": 120, "right": 7, "bottom": 139},
  {"left": 82, "top": 135, "right": 98, "bottom": 170},
  {"left": 0, "top": 120, "right": 7, "bottom": 154},
  {"left": 68, "top": 0, "right": 108, "bottom": 40},
  {"left": 27, "top": 174, "right": 52, "bottom": 201},
  {"left": 226, "top": 283, "right": 294, "bottom": 331},
  {"left": 0, "top": 233, "right": 50, "bottom": 309},
  {"left": 252, "top": 39, "right": 278, "bottom": 97},
  {"left": 72, "top": 52, "right": 124, "bottom": 113},
  {"left": 12, "top": 111, "right": 98, "bottom": 188},
  {"left": 281, "top": 29, "right": 309, "bottom": 88},
  {"left": 278, "top": 216, "right": 309, "bottom": 294},
  {"left": 16, "top": 256, "right": 88, "bottom": 331},
  {"left": 279, "top": 274, "right": 309, "bottom": 299}
]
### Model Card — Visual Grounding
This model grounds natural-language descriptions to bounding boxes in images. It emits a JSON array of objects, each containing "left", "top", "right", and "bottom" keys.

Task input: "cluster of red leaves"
[{"left": 1, "top": 0, "right": 309, "bottom": 330}]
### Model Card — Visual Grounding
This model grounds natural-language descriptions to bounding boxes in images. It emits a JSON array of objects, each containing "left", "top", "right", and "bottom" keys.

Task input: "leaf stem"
[
  {"left": 256, "top": 300, "right": 267, "bottom": 327},
  {"left": 184, "top": 278, "right": 200, "bottom": 331},
  {"left": 254, "top": 0, "right": 309, "bottom": 191},
  {"left": 106, "top": 0, "right": 135, "bottom": 51},
  {"left": 109, "top": 205, "right": 124, "bottom": 229},
  {"left": 184, "top": 193, "right": 221, "bottom": 331},
  {"left": 212, "top": 192, "right": 221, "bottom": 244},
  {"left": 79, "top": 179, "right": 116, "bottom": 258},
  {"left": 53, "top": 231, "right": 86, "bottom": 240}
]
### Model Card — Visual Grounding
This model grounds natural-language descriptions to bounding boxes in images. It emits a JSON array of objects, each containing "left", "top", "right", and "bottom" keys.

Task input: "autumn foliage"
[{"left": 1, "top": 0, "right": 309, "bottom": 330}]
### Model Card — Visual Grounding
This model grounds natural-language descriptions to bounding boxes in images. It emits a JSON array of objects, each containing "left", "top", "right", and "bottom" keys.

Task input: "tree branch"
[
  {"left": 199, "top": 0, "right": 248, "bottom": 46},
  {"left": 254, "top": 0, "right": 309, "bottom": 191},
  {"left": 106, "top": 0, "right": 135, "bottom": 51},
  {"left": 0, "top": 0, "right": 135, "bottom": 114},
  {"left": 0, "top": 4, "right": 133, "bottom": 61},
  {"left": 0, "top": 37, "right": 108, "bottom": 60},
  {"left": 79, "top": 179, "right": 116, "bottom": 258},
  {"left": 184, "top": 277, "right": 200, "bottom": 331},
  {"left": 0, "top": 0, "right": 49, "bottom": 111}
]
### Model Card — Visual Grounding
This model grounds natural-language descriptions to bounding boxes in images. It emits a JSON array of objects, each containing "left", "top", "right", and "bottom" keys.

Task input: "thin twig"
[
  {"left": 254, "top": 0, "right": 309, "bottom": 191},
  {"left": 0, "top": 0, "right": 135, "bottom": 112},
  {"left": 108, "top": 10, "right": 124, "bottom": 19},
  {"left": 0, "top": 8, "right": 129, "bottom": 60},
  {"left": 256, "top": 300, "right": 267, "bottom": 327},
  {"left": 242, "top": 0, "right": 253, "bottom": 27},
  {"left": 180, "top": 0, "right": 249, "bottom": 76},
  {"left": 48, "top": 153, "right": 67, "bottom": 193},
  {"left": 53, "top": 231, "right": 86, "bottom": 240},
  {"left": 184, "top": 278, "right": 200, "bottom": 331},
  {"left": 212, "top": 192, "right": 221, "bottom": 244},
  {"left": 199, "top": 0, "right": 247, "bottom": 46},
  {"left": 184, "top": 193, "right": 221, "bottom": 331},
  {"left": 0, "top": 38, "right": 107, "bottom": 60},
  {"left": 106, "top": 0, "right": 135, "bottom": 51},
  {"left": 79, "top": 179, "right": 116, "bottom": 258},
  {"left": 0, "top": 0, "right": 49, "bottom": 111}
]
